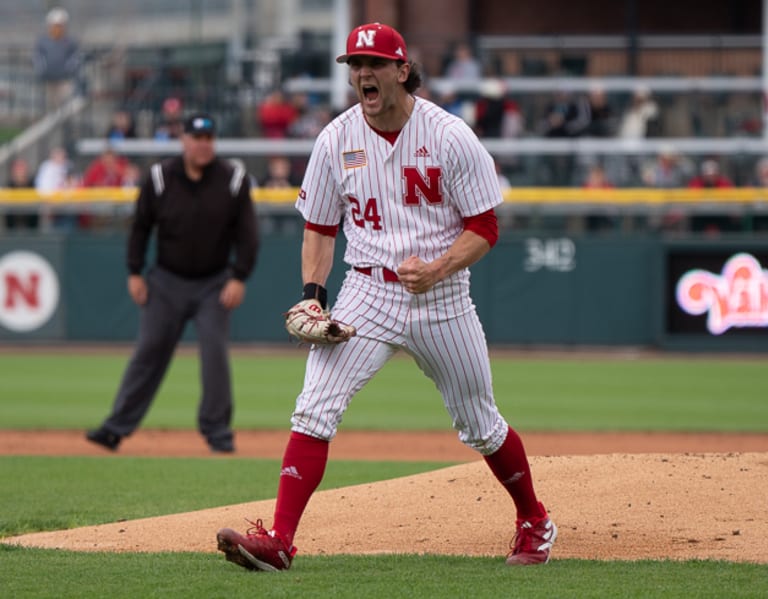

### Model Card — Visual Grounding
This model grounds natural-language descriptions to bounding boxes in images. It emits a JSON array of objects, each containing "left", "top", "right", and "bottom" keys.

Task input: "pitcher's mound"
[{"left": 5, "top": 452, "right": 767, "bottom": 564}]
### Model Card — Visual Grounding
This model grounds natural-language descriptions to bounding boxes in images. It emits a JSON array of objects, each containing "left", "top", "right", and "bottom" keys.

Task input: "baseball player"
[{"left": 217, "top": 22, "right": 555, "bottom": 570}]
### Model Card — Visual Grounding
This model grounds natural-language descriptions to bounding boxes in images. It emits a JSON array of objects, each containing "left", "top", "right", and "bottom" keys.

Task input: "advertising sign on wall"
[
  {"left": 0, "top": 250, "right": 60, "bottom": 333},
  {"left": 664, "top": 245, "right": 768, "bottom": 349},
  {"left": 0, "top": 241, "right": 65, "bottom": 341}
]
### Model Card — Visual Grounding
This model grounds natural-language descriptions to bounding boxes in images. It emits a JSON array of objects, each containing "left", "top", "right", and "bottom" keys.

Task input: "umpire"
[{"left": 86, "top": 112, "right": 259, "bottom": 453}]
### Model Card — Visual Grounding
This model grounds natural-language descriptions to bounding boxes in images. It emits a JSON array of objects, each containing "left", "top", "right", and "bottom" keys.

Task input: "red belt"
[{"left": 354, "top": 266, "right": 400, "bottom": 283}]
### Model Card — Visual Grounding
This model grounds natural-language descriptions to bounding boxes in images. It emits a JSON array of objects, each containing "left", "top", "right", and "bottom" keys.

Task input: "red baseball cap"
[{"left": 336, "top": 22, "right": 408, "bottom": 64}]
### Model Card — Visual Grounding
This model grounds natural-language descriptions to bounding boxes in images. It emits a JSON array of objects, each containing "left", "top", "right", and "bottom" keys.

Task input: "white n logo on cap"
[{"left": 356, "top": 30, "right": 376, "bottom": 49}]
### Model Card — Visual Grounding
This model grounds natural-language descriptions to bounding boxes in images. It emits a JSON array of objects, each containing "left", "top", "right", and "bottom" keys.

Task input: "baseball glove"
[{"left": 284, "top": 299, "right": 356, "bottom": 345}]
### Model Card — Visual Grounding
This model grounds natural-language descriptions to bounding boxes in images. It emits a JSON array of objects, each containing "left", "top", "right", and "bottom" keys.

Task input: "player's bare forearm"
[
  {"left": 397, "top": 230, "right": 490, "bottom": 294},
  {"left": 301, "top": 227, "right": 336, "bottom": 286}
]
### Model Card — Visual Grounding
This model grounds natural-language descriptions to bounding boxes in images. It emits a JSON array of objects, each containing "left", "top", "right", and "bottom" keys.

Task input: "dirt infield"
[
  {"left": 2, "top": 429, "right": 768, "bottom": 564},
  {"left": 3, "top": 429, "right": 768, "bottom": 459}
]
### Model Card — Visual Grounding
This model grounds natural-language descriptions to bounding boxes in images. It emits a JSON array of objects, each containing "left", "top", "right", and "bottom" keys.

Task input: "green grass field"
[
  {"left": 1, "top": 350, "right": 767, "bottom": 598},
  {"left": 1, "top": 351, "right": 766, "bottom": 432}
]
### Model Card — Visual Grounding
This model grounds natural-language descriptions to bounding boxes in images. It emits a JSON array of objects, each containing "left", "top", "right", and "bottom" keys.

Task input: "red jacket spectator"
[
  {"left": 688, "top": 160, "right": 733, "bottom": 189},
  {"left": 583, "top": 164, "right": 614, "bottom": 189},
  {"left": 81, "top": 148, "right": 129, "bottom": 187},
  {"left": 257, "top": 90, "right": 298, "bottom": 138}
]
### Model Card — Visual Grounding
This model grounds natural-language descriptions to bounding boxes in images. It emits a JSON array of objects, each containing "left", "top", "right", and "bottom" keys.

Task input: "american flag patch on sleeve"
[{"left": 342, "top": 149, "right": 367, "bottom": 169}]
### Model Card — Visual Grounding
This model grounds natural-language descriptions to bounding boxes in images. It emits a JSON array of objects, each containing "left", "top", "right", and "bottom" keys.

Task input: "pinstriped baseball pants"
[{"left": 290, "top": 269, "right": 509, "bottom": 455}]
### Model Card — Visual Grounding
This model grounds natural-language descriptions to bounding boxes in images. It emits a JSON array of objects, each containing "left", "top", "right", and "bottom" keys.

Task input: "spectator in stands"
[
  {"left": 443, "top": 41, "right": 482, "bottom": 81},
  {"left": 639, "top": 146, "right": 692, "bottom": 232},
  {"left": 752, "top": 157, "right": 768, "bottom": 187},
  {"left": 33, "top": 7, "right": 82, "bottom": 113},
  {"left": 583, "top": 163, "right": 614, "bottom": 189},
  {"left": 107, "top": 110, "right": 137, "bottom": 141},
  {"left": 583, "top": 163, "right": 619, "bottom": 232},
  {"left": 539, "top": 90, "right": 590, "bottom": 185},
  {"left": 641, "top": 145, "right": 693, "bottom": 188},
  {"left": 474, "top": 79, "right": 510, "bottom": 138},
  {"left": 262, "top": 156, "right": 298, "bottom": 189},
  {"left": 257, "top": 89, "right": 298, "bottom": 138},
  {"left": 287, "top": 95, "right": 332, "bottom": 139},
  {"left": 34, "top": 146, "right": 79, "bottom": 230},
  {"left": 544, "top": 87, "right": 614, "bottom": 139},
  {"left": 500, "top": 98, "right": 524, "bottom": 139},
  {"left": 688, "top": 159, "right": 733, "bottom": 189},
  {"left": 618, "top": 87, "right": 659, "bottom": 139},
  {"left": 584, "top": 86, "right": 615, "bottom": 137},
  {"left": 34, "top": 146, "right": 71, "bottom": 193},
  {"left": 154, "top": 97, "right": 185, "bottom": 140},
  {"left": 436, "top": 86, "right": 466, "bottom": 118},
  {"left": 81, "top": 147, "right": 130, "bottom": 187},
  {"left": 687, "top": 159, "right": 739, "bottom": 235},
  {"left": 540, "top": 90, "right": 590, "bottom": 138},
  {"left": 3, "top": 157, "right": 39, "bottom": 231},
  {"left": 122, "top": 163, "right": 142, "bottom": 188},
  {"left": 472, "top": 80, "right": 525, "bottom": 172},
  {"left": 751, "top": 158, "right": 768, "bottom": 230},
  {"left": 5, "top": 157, "right": 35, "bottom": 189}
]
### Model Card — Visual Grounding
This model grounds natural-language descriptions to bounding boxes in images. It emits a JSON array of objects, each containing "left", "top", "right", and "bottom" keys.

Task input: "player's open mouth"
[{"left": 362, "top": 85, "right": 379, "bottom": 102}]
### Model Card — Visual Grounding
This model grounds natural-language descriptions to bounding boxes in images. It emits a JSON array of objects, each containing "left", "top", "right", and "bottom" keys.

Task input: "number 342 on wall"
[{"left": 524, "top": 238, "right": 576, "bottom": 272}]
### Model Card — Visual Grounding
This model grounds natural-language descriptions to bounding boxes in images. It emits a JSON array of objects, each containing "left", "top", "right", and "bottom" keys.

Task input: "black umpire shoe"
[
  {"left": 85, "top": 428, "right": 122, "bottom": 451},
  {"left": 208, "top": 436, "right": 235, "bottom": 454}
]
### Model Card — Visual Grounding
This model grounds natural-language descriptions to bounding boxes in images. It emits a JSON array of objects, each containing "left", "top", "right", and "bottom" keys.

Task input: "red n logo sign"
[
  {"left": 403, "top": 166, "right": 444, "bottom": 205},
  {"left": 4, "top": 272, "right": 40, "bottom": 309},
  {"left": 0, "top": 251, "right": 60, "bottom": 333}
]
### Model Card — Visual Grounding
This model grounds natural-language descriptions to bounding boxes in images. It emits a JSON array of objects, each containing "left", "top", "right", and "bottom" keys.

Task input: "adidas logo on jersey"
[{"left": 413, "top": 145, "right": 430, "bottom": 158}]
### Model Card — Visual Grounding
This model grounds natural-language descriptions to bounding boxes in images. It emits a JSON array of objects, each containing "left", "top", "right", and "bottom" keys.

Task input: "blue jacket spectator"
[{"left": 33, "top": 7, "right": 82, "bottom": 112}]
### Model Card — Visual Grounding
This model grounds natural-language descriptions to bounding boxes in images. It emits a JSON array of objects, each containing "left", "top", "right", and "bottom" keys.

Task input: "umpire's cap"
[
  {"left": 183, "top": 112, "right": 216, "bottom": 136},
  {"left": 336, "top": 22, "right": 408, "bottom": 64}
]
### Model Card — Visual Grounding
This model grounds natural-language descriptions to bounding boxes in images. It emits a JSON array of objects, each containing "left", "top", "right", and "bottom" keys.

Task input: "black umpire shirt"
[{"left": 127, "top": 156, "right": 258, "bottom": 281}]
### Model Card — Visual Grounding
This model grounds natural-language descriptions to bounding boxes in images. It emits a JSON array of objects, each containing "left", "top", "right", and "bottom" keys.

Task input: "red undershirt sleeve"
[
  {"left": 463, "top": 209, "right": 499, "bottom": 248},
  {"left": 305, "top": 222, "right": 339, "bottom": 237}
]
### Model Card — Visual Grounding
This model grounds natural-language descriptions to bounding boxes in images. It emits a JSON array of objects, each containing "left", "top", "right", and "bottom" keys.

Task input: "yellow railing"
[
  {"left": 0, "top": 187, "right": 297, "bottom": 205},
  {"left": 504, "top": 188, "right": 768, "bottom": 204},
  {"left": 1, "top": 187, "right": 767, "bottom": 205}
]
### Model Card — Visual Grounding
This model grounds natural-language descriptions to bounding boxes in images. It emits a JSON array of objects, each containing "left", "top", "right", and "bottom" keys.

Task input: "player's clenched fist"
[
  {"left": 397, "top": 256, "right": 440, "bottom": 294},
  {"left": 284, "top": 298, "right": 356, "bottom": 345}
]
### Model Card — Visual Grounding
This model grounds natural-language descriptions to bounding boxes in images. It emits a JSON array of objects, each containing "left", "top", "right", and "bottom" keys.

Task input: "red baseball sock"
[
  {"left": 272, "top": 431, "right": 329, "bottom": 547},
  {"left": 483, "top": 426, "right": 546, "bottom": 521}
]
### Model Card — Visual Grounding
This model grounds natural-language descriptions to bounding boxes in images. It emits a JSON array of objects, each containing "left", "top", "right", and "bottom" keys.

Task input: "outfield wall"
[{"left": 1, "top": 231, "right": 767, "bottom": 351}]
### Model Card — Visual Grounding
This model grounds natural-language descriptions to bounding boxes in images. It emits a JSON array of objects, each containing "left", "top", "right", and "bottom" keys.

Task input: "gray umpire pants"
[{"left": 102, "top": 266, "right": 234, "bottom": 445}]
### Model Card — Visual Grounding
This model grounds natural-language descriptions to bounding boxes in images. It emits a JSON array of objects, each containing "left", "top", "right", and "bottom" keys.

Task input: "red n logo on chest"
[{"left": 402, "top": 166, "right": 444, "bottom": 205}]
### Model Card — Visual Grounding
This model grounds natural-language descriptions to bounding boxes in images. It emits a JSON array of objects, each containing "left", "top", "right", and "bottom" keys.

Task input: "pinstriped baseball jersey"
[{"left": 296, "top": 97, "right": 503, "bottom": 277}]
